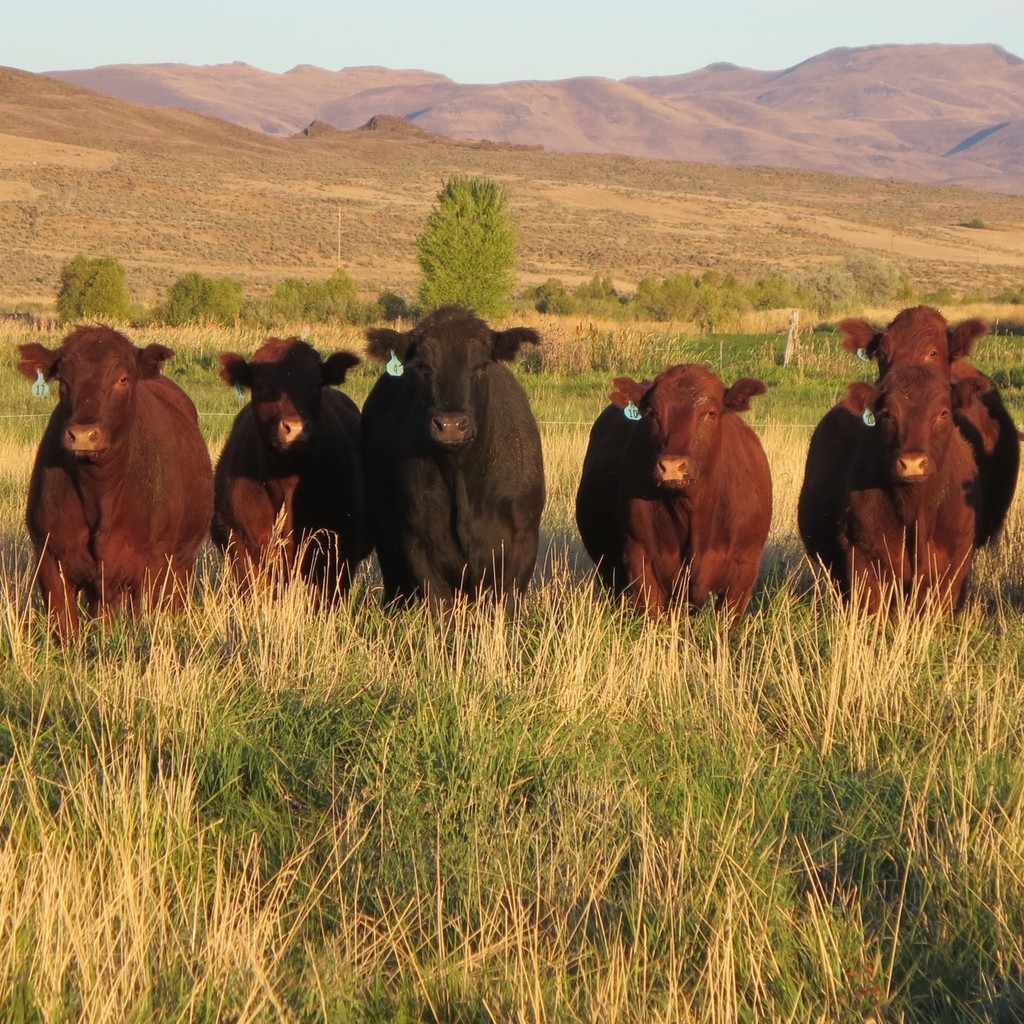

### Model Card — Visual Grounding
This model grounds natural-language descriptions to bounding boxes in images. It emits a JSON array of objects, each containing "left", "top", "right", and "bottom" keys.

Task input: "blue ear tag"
[
  {"left": 856, "top": 347, "right": 871, "bottom": 362},
  {"left": 234, "top": 383, "right": 247, "bottom": 399},
  {"left": 386, "top": 351, "right": 404, "bottom": 377},
  {"left": 862, "top": 408, "right": 876, "bottom": 427},
  {"left": 30, "top": 369, "right": 50, "bottom": 398},
  {"left": 623, "top": 400, "right": 642, "bottom": 421}
]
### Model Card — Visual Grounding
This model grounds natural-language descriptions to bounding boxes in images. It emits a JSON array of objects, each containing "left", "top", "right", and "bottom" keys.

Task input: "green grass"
[{"left": 2, "top": 319, "right": 1024, "bottom": 1021}]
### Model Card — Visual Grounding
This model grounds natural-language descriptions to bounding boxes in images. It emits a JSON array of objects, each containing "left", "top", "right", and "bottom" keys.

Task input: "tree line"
[{"left": 49, "top": 176, "right": 1024, "bottom": 330}]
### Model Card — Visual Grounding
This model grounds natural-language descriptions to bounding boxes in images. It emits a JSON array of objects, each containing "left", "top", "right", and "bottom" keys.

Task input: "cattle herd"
[{"left": 14, "top": 304, "right": 1020, "bottom": 639}]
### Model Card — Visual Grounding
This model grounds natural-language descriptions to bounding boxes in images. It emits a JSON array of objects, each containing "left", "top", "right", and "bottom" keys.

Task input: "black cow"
[
  {"left": 212, "top": 337, "right": 372, "bottom": 600},
  {"left": 362, "top": 306, "right": 545, "bottom": 605}
]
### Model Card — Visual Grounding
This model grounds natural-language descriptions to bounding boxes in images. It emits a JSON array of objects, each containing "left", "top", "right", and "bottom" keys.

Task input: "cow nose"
[
  {"left": 277, "top": 417, "right": 307, "bottom": 445},
  {"left": 64, "top": 423, "right": 104, "bottom": 451},
  {"left": 431, "top": 412, "right": 472, "bottom": 446},
  {"left": 656, "top": 455, "right": 693, "bottom": 486},
  {"left": 897, "top": 452, "right": 931, "bottom": 478}
]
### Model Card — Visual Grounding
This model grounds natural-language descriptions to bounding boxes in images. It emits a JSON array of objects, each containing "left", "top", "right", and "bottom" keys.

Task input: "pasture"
[{"left": 2, "top": 315, "right": 1024, "bottom": 1021}]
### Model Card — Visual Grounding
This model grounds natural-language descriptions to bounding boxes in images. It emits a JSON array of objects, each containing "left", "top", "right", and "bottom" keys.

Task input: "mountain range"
[{"left": 46, "top": 44, "right": 1024, "bottom": 195}]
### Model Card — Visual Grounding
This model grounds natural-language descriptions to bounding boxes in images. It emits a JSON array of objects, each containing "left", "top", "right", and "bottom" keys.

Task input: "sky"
[{"left": 4, "top": 0, "right": 1022, "bottom": 82}]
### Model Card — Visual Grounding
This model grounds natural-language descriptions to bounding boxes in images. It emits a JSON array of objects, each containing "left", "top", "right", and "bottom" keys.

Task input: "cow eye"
[
  {"left": 938, "top": 408, "right": 950, "bottom": 419},
  {"left": 116, "top": 374, "right": 130, "bottom": 388}
]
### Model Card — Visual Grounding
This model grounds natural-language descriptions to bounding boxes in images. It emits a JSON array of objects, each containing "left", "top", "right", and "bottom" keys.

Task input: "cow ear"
[
  {"left": 948, "top": 318, "right": 987, "bottom": 360},
  {"left": 838, "top": 318, "right": 880, "bottom": 360},
  {"left": 138, "top": 343, "right": 174, "bottom": 379},
  {"left": 322, "top": 350, "right": 360, "bottom": 385},
  {"left": 843, "top": 381, "right": 878, "bottom": 417},
  {"left": 723, "top": 377, "right": 767, "bottom": 412},
  {"left": 366, "top": 327, "right": 411, "bottom": 363},
  {"left": 219, "top": 352, "right": 251, "bottom": 389},
  {"left": 610, "top": 376, "right": 649, "bottom": 409},
  {"left": 18, "top": 342, "right": 60, "bottom": 381},
  {"left": 492, "top": 326, "right": 541, "bottom": 362}
]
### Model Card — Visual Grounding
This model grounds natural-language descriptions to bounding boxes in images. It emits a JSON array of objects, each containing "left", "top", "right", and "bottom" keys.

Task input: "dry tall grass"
[{"left": 1, "top": 319, "right": 1024, "bottom": 1020}]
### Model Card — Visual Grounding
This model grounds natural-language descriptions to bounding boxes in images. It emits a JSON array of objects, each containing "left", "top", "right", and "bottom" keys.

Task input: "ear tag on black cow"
[
  {"left": 30, "top": 370, "right": 50, "bottom": 398},
  {"left": 623, "top": 400, "right": 642, "bottom": 421},
  {"left": 856, "top": 347, "right": 871, "bottom": 362},
  {"left": 386, "top": 351, "right": 404, "bottom": 377},
  {"left": 862, "top": 408, "right": 876, "bottom": 427}
]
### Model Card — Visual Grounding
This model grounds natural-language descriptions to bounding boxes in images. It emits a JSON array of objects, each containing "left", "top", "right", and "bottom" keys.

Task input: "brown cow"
[
  {"left": 18, "top": 325, "right": 213, "bottom": 639},
  {"left": 839, "top": 305, "right": 1019, "bottom": 546},
  {"left": 212, "top": 337, "right": 372, "bottom": 600},
  {"left": 798, "top": 364, "right": 981, "bottom": 612},
  {"left": 575, "top": 364, "right": 772, "bottom": 618}
]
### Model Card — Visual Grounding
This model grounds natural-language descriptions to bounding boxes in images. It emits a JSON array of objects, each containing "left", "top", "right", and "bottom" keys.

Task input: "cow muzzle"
[
  {"left": 896, "top": 452, "right": 933, "bottom": 480},
  {"left": 275, "top": 416, "right": 310, "bottom": 448},
  {"left": 656, "top": 455, "right": 694, "bottom": 489},
  {"left": 64, "top": 422, "right": 107, "bottom": 456},
  {"left": 430, "top": 412, "right": 473, "bottom": 447}
]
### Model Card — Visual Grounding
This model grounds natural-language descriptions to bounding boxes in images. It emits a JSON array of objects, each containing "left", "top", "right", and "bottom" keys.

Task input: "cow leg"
[
  {"left": 622, "top": 542, "right": 669, "bottom": 613},
  {"left": 478, "top": 533, "right": 538, "bottom": 600},
  {"left": 917, "top": 543, "right": 974, "bottom": 611},
  {"left": 301, "top": 530, "right": 346, "bottom": 605},
  {"left": 848, "top": 556, "right": 886, "bottom": 614},
  {"left": 36, "top": 555, "right": 80, "bottom": 641},
  {"left": 161, "top": 563, "right": 195, "bottom": 614},
  {"left": 223, "top": 531, "right": 265, "bottom": 595},
  {"left": 404, "top": 536, "right": 459, "bottom": 607}
]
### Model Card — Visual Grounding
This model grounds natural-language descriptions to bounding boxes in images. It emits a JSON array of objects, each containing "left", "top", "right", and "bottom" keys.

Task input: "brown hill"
[
  {"left": 1, "top": 64, "right": 1023, "bottom": 310},
  {"left": 45, "top": 44, "right": 1024, "bottom": 194}
]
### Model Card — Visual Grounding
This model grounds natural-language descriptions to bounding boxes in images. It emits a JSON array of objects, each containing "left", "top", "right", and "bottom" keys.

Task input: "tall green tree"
[
  {"left": 416, "top": 176, "right": 518, "bottom": 318},
  {"left": 56, "top": 255, "right": 132, "bottom": 322}
]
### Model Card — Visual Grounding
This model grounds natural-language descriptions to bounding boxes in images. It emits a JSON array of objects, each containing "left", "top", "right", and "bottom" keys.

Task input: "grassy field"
[{"left": 2, "top": 315, "right": 1024, "bottom": 1022}]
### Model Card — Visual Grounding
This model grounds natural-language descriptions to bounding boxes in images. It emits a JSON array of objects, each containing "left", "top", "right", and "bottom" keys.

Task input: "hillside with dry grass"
[
  {"left": 45, "top": 43, "right": 1024, "bottom": 194},
  {"left": 2, "top": 64, "right": 1023, "bottom": 310}
]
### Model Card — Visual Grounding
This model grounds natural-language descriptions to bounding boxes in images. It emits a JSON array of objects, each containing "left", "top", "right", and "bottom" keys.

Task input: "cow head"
[
  {"left": 611, "top": 364, "right": 766, "bottom": 491},
  {"left": 844, "top": 364, "right": 981, "bottom": 483},
  {"left": 839, "top": 305, "right": 988, "bottom": 377},
  {"left": 366, "top": 306, "right": 540, "bottom": 450},
  {"left": 219, "top": 337, "right": 358, "bottom": 454},
  {"left": 19, "top": 325, "right": 173, "bottom": 461}
]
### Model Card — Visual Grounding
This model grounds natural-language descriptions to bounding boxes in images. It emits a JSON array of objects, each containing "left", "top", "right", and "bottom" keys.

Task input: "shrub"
[
  {"left": 749, "top": 273, "right": 806, "bottom": 311},
  {"left": 633, "top": 274, "right": 699, "bottom": 322},
  {"left": 158, "top": 272, "right": 244, "bottom": 326},
  {"left": 252, "top": 270, "right": 362, "bottom": 326},
  {"left": 522, "top": 278, "right": 573, "bottom": 315},
  {"left": 56, "top": 255, "right": 132, "bottom": 322},
  {"left": 845, "top": 254, "right": 913, "bottom": 306},
  {"left": 799, "top": 263, "right": 859, "bottom": 316}
]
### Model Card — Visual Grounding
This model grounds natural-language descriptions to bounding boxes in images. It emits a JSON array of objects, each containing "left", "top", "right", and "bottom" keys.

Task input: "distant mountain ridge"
[{"left": 43, "top": 44, "right": 1024, "bottom": 194}]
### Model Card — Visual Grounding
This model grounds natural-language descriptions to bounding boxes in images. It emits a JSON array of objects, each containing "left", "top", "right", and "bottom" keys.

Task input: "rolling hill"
[
  {"left": 1, "top": 64, "right": 1023, "bottom": 309},
  {"left": 46, "top": 44, "right": 1024, "bottom": 195}
]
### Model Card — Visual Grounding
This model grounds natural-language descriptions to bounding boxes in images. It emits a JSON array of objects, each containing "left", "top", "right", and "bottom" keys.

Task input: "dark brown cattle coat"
[
  {"left": 799, "top": 364, "right": 981, "bottom": 612},
  {"left": 18, "top": 325, "right": 213, "bottom": 639},
  {"left": 575, "top": 364, "right": 772, "bottom": 618},
  {"left": 212, "top": 338, "right": 372, "bottom": 599},
  {"left": 362, "top": 306, "right": 544, "bottom": 606},
  {"left": 839, "top": 305, "right": 1018, "bottom": 546}
]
